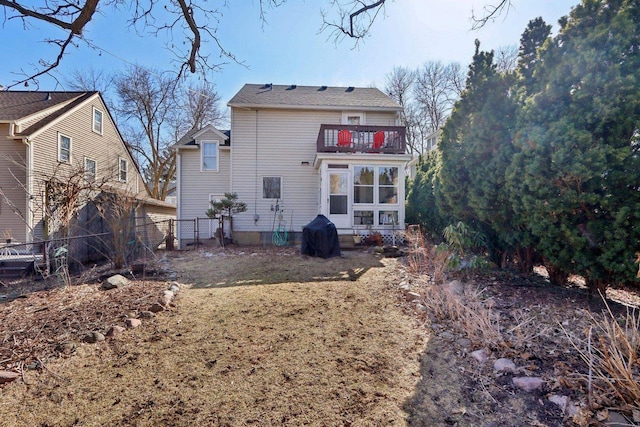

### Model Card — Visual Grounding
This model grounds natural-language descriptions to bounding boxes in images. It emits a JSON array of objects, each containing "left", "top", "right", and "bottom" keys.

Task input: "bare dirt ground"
[
  {"left": 0, "top": 247, "right": 426, "bottom": 426},
  {"left": 0, "top": 245, "right": 638, "bottom": 426}
]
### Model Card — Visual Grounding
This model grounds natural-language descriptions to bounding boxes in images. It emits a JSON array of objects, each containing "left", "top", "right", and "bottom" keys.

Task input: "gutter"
[{"left": 227, "top": 103, "right": 402, "bottom": 113}]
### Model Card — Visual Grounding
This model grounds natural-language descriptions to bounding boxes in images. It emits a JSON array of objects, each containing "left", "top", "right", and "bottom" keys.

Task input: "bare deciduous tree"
[
  {"left": 321, "top": 0, "right": 386, "bottom": 43},
  {"left": 2, "top": 1, "right": 517, "bottom": 88},
  {"left": 414, "top": 61, "right": 464, "bottom": 134},
  {"left": 63, "top": 66, "right": 115, "bottom": 107},
  {"left": 384, "top": 62, "right": 464, "bottom": 156},
  {"left": 494, "top": 45, "right": 519, "bottom": 73},
  {"left": 95, "top": 191, "right": 139, "bottom": 269},
  {"left": 170, "top": 82, "right": 225, "bottom": 140},
  {"left": 115, "top": 65, "right": 178, "bottom": 201},
  {"left": 385, "top": 66, "right": 417, "bottom": 153},
  {"left": 0, "top": 0, "right": 283, "bottom": 89}
]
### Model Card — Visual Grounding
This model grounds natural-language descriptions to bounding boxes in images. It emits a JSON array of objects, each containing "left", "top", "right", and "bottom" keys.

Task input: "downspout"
[
  {"left": 24, "top": 137, "right": 34, "bottom": 243},
  {"left": 254, "top": 109, "right": 259, "bottom": 225},
  {"left": 175, "top": 148, "right": 182, "bottom": 249}
]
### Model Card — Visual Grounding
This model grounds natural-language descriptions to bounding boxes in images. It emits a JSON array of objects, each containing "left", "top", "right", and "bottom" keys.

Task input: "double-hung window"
[
  {"left": 202, "top": 141, "right": 219, "bottom": 171},
  {"left": 118, "top": 157, "right": 128, "bottom": 182},
  {"left": 263, "top": 177, "right": 282, "bottom": 199},
  {"left": 58, "top": 133, "right": 71, "bottom": 163},
  {"left": 93, "top": 107, "right": 103, "bottom": 134},
  {"left": 85, "top": 157, "right": 97, "bottom": 182}
]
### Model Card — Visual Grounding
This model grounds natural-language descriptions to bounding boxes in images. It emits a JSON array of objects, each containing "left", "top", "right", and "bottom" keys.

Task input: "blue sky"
[{"left": 1, "top": 1, "right": 577, "bottom": 104}]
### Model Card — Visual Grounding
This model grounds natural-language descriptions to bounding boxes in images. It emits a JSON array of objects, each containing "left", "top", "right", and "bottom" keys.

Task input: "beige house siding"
[
  {"left": 364, "top": 111, "right": 400, "bottom": 126},
  {"left": 176, "top": 128, "right": 230, "bottom": 244},
  {"left": 27, "top": 96, "right": 139, "bottom": 240},
  {"left": 178, "top": 148, "right": 231, "bottom": 221},
  {"left": 230, "top": 108, "right": 340, "bottom": 235},
  {"left": 0, "top": 125, "right": 28, "bottom": 242}
]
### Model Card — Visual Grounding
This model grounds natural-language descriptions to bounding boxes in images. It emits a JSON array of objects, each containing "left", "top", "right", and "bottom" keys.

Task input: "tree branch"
[
  {"left": 471, "top": 0, "right": 512, "bottom": 30},
  {"left": 347, "top": 0, "right": 385, "bottom": 38},
  {"left": 175, "top": 0, "right": 200, "bottom": 73},
  {"left": 0, "top": 0, "right": 98, "bottom": 34},
  {"left": 7, "top": 33, "right": 76, "bottom": 89}
]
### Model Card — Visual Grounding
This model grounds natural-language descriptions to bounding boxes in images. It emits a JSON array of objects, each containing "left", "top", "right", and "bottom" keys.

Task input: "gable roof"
[
  {"left": 228, "top": 84, "right": 402, "bottom": 111},
  {"left": 0, "top": 91, "right": 95, "bottom": 121},
  {"left": 174, "top": 124, "right": 230, "bottom": 148},
  {"left": 0, "top": 90, "right": 151, "bottom": 199}
]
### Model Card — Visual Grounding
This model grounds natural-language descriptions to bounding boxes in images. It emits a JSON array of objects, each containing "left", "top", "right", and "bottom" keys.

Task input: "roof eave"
[{"left": 227, "top": 102, "right": 402, "bottom": 112}]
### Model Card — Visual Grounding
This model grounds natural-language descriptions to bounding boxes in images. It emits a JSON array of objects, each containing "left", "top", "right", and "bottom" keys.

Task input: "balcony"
[{"left": 317, "top": 125, "right": 406, "bottom": 154}]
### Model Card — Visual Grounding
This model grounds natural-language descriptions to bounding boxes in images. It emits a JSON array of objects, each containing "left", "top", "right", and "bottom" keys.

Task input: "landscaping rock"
[
  {"left": 83, "top": 331, "right": 105, "bottom": 344},
  {"left": 383, "top": 246, "right": 403, "bottom": 257},
  {"left": 106, "top": 326, "right": 125, "bottom": 338},
  {"left": 548, "top": 394, "right": 569, "bottom": 413},
  {"left": 138, "top": 311, "right": 155, "bottom": 319},
  {"left": 415, "top": 303, "right": 428, "bottom": 312},
  {"left": 101, "top": 274, "right": 130, "bottom": 290},
  {"left": 125, "top": 318, "right": 141, "bottom": 328},
  {"left": 470, "top": 349, "right": 489, "bottom": 363},
  {"left": 512, "top": 376, "right": 544, "bottom": 392},
  {"left": 148, "top": 303, "right": 165, "bottom": 313},
  {"left": 494, "top": 358, "right": 516, "bottom": 373},
  {"left": 0, "top": 370, "right": 20, "bottom": 384},
  {"left": 161, "top": 294, "right": 173, "bottom": 307}
]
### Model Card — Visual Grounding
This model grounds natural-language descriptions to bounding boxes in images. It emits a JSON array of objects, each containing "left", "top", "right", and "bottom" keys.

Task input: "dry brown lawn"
[{"left": 0, "top": 247, "right": 427, "bottom": 426}]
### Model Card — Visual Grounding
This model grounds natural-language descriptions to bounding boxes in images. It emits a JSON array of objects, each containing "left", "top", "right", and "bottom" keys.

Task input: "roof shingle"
[
  {"left": 228, "top": 84, "right": 401, "bottom": 110},
  {"left": 0, "top": 91, "right": 93, "bottom": 121}
]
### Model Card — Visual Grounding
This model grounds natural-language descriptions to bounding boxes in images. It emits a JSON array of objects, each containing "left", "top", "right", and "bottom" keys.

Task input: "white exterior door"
[{"left": 328, "top": 170, "right": 350, "bottom": 229}]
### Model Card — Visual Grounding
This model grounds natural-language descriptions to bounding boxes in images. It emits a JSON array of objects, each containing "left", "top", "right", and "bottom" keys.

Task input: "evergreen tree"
[
  {"left": 508, "top": 0, "right": 640, "bottom": 290},
  {"left": 438, "top": 40, "right": 520, "bottom": 266},
  {"left": 516, "top": 17, "right": 551, "bottom": 89},
  {"left": 406, "top": 151, "right": 448, "bottom": 241}
]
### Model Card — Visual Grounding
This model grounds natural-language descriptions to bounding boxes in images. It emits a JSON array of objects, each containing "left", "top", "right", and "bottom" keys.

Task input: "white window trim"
[
  {"left": 84, "top": 156, "right": 97, "bottom": 181},
  {"left": 262, "top": 176, "right": 283, "bottom": 199},
  {"left": 342, "top": 111, "right": 366, "bottom": 125},
  {"left": 118, "top": 156, "right": 128, "bottom": 183},
  {"left": 92, "top": 107, "right": 103, "bottom": 135},
  {"left": 351, "top": 165, "right": 399, "bottom": 226},
  {"left": 201, "top": 141, "right": 219, "bottom": 172},
  {"left": 58, "top": 132, "right": 72, "bottom": 163}
]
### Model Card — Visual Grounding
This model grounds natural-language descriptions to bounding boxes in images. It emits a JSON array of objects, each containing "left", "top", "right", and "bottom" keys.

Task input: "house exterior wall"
[
  {"left": 175, "top": 93, "right": 405, "bottom": 246},
  {"left": 26, "top": 95, "right": 140, "bottom": 241},
  {"left": 176, "top": 130, "right": 231, "bottom": 245},
  {"left": 0, "top": 124, "right": 28, "bottom": 242},
  {"left": 177, "top": 133, "right": 231, "bottom": 222},
  {"left": 361, "top": 111, "right": 400, "bottom": 126},
  {"left": 230, "top": 108, "right": 342, "bottom": 239}
]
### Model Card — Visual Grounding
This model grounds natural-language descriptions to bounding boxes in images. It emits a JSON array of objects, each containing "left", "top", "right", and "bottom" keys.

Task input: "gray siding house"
[{"left": 174, "top": 83, "right": 410, "bottom": 247}]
